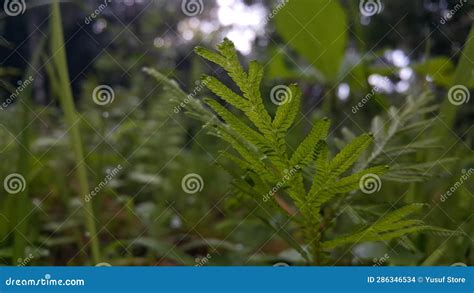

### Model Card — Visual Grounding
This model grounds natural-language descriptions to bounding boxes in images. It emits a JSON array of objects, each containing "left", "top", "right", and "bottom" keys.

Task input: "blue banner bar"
[{"left": 0, "top": 267, "right": 472, "bottom": 292}]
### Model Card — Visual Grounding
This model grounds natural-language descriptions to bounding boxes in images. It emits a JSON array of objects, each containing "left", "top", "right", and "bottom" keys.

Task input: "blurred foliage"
[{"left": 0, "top": 0, "right": 472, "bottom": 266}]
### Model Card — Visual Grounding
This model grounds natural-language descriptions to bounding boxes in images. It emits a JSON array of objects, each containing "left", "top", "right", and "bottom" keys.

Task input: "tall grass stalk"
[
  {"left": 50, "top": 0, "right": 100, "bottom": 263},
  {"left": 11, "top": 40, "right": 44, "bottom": 263}
]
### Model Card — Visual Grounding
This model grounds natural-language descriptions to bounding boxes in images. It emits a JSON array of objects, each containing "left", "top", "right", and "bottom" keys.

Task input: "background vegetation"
[{"left": 0, "top": 0, "right": 472, "bottom": 266}]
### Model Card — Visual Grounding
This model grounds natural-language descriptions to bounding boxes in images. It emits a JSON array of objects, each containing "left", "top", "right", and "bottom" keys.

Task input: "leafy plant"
[
  {"left": 147, "top": 39, "right": 451, "bottom": 265},
  {"left": 337, "top": 92, "right": 456, "bottom": 183}
]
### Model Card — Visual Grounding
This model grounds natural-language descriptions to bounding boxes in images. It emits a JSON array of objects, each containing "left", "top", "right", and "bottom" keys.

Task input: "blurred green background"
[{"left": 0, "top": 0, "right": 472, "bottom": 266}]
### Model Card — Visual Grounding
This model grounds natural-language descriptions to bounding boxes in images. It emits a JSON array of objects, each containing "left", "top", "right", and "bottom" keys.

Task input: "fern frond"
[
  {"left": 220, "top": 151, "right": 253, "bottom": 171},
  {"left": 383, "top": 158, "right": 458, "bottom": 182},
  {"left": 330, "top": 165, "right": 389, "bottom": 194},
  {"left": 308, "top": 141, "right": 330, "bottom": 197},
  {"left": 204, "top": 75, "right": 249, "bottom": 110},
  {"left": 204, "top": 98, "right": 270, "bottom": 152},
  {"left": 196, "top": 40, "right": 287, "bottom": 170},
  {"left": 272, "top": 84, "right": 301, "bottom": 134},
  {"left": 354, "top": 92, "right": 456, "bottom": 182},
  {"left": 329, "top": 133, "right": 373, "bottom": 178},
  {"left": 322, "top": 204, "right": 428, "bottom": 249},
  {"left": 375, "top": 204, "right": 426, "bottom": 227},
  {"left": 147, "top": 40, "right": 447, "bottom": 265},
  {"left": 194, "top": 46, "right": 228, "bottom": 69},
  {"left": 218, "top": 131, "right": 277, "bottom": 183},
  {"left": 290, "top": 118, "right": 330, "bottom": 167},
  {"left": 247, "top": 61, "right": 264, "bottom": 101}
]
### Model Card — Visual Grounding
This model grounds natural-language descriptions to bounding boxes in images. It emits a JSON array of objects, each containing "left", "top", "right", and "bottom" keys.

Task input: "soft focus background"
[{"left": 0, "top": 0, "right": 472, "bottom": 266}]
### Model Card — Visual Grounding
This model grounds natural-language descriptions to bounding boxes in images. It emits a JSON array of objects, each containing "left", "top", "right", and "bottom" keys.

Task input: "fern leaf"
[
  {"left": 373, "top": 219, "right": 425, "bottom": 233},
  {"left": 308, "top": 141, "right": 330, "bottom": 196},
  {"left": 194, "top": 46, "right": 228, "bottom": 69},
  {"left": 272, "top": 84, "right": 301, "bottom": 133},
  {"left": 329, "top": 133, "right": 373, "bottom": 178},
  {"left": 204, "top": 98, "right": 271, "bottom": 152},
  {"left": 371, "top": 226, "right": 430, "bottom": 242},
  {"left": 375, "top": 204, "right": 426, "bottom": 227},
  {"left": 218, "top": 131, "right": 277, "bottom": 182},
  {"left": 216, "top": 39, "right": 249, "bottom": 93},
  {"left": 319, "top": 225, "right": 426, "bottom": 249},
  {"left": 248, "top": 61, "right": 264, "bottom": 101},
  {"left": 330, "top": 165, "right": 389, "bottom": 194},
  {"left": 290, "top": 118, "right": 330, "bottom": 167},
  {"left": 220, "top": 151, "right": 254, "bottom": 172},
  {"left": 183, "top": 40, "right": 444, "bottom": 263},
  {"left": 204, "top": 75, "right": 249, "bottom": 110}
]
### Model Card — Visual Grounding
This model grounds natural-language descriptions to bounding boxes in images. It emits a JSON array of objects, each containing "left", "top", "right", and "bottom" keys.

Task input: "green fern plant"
[
  {"left": 147, "top": 39, "right": 452, "bottom": 265},
  {"left": 337, "top": 92, "right": 456, "bottom": 182}
]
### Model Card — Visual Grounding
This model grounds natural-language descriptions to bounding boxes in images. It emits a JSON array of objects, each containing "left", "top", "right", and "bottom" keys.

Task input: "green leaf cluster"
[{"left": 188, "top": 40, "right": 440, "bottom": 264}]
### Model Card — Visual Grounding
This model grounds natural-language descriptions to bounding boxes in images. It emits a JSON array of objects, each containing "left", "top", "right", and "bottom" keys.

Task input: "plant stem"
[
  {"left": 50, "top": 0, "right": 100, "bottom": 263},
  {"left": 12, "top": 39, "right": 45, "bottom": 263}
]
